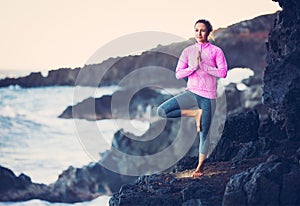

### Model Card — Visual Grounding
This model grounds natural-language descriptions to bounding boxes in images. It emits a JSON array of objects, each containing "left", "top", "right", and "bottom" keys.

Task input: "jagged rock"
[
  {"left": 103, "top": 117, "right": 200, "bottom": 176},
  {"left": 59, "top": 87, "right": 172, "bottom": 120},
  {"left": 258, "top": 115, "right": 287, "bottom": 140},
  {"left": 173, "top": 156, "right": 199, "bottom": 173},
  {"left": 263, "top": 0, "right": 300, "bottom": 140},
  {"left": 242, "top": 73, "right": 263, "bottom": 87},
  {"left": 231, "top": 137, "right": 275, "bottom": 165},
  {"left": 111, "top": 119, "right": 179, "bottom": 156},
  {"left": 225, "top": 83, "right": 243, "bottom": 113},
  {"left": 219, "top": 109, "right": 260, "bottom": 143},
  {"left": 51, "top": 163, "right": 136, "bottom": 203},
  {"left": 59, "top": 96, "right": 113, "bottom": 120},
  {"left": 0, "top": 163, "right": 137, "bottom": 203},
  {"left": 213, "top": 13, "right": 277, "bottom": 75},
  {"left": 208, "top": 110, "right": 260, "bottom": 162},
  {"left": 0, "top": 68, "right": 80, "bottom": 88},
  {"left": 223, "top": 155, "right": 300, "bottom": 206},
  {"left": 109, "top": 158, "right": 267, "bottom": 206},
  {"left": 0, "top": 165, "right": 51, "bottom": 202},
  {"left": 109, "top": 174, "right": 184, "bottom": 206}
]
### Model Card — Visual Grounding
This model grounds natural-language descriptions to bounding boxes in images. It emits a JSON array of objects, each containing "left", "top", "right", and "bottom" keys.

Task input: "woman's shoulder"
[
  {"left": 182, "top": 44, "right": 197, "bottom": 52},
  {"left": 208, "top": 43, "right": 224, "bottom": 52}
]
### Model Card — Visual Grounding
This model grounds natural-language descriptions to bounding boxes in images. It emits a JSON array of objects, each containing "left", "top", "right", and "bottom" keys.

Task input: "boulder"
[
  {"left": 223, "top": 155, "right": 300, "bottom": 206},
  {"left": 59, "top": 87, "right": 172, "bottom": 120},
  {"left": 263, "top": 0, "right": 300, "bottom": 140}
]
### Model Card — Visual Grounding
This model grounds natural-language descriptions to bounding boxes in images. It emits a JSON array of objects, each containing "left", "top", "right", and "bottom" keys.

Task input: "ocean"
[{"left": 0, "top": 84, "right": 149, "bottom": 206}]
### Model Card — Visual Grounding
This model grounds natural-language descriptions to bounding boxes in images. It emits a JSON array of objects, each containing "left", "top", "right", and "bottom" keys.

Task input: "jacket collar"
[{"left": 195, "top": 41, "right": 210, "bottom": 48}]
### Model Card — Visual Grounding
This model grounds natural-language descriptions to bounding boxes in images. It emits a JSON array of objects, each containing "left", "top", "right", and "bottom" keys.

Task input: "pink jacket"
[{"left": 175, "top": 42, "right": 227, "bottom": 99}]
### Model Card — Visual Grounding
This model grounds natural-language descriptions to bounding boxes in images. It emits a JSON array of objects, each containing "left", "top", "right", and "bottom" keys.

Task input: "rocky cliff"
[{"left": 263, "top": 0, "right": 300, "bottom": 140}]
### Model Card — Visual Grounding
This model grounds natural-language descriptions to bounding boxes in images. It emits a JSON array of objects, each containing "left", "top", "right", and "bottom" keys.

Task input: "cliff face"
[
  {"left": 262, "top": 0, "right": 300, "bottom": 140},
  {"left": 0, "top": 68, "right": 80, "bottom": 87},
  {"left": 214, "top": 13, "right": 277, "bottom": 75}
]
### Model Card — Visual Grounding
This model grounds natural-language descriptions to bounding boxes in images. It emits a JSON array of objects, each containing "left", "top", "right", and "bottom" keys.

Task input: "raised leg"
[{"left": 181, "top": 109, "right": 202, "bottom": 132}]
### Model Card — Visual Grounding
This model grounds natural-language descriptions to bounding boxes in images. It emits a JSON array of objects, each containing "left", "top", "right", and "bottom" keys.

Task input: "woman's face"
[{"left": 194, "top": 23, "right": 208, "bottom": 44}]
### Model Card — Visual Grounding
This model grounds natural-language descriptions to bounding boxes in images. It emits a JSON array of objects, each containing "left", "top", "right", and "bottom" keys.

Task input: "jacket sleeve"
[
  {"left": 175, "top": 48, "right": 198, "bottom": 79},
  {"left": 200, "top": 48, "right": 227, "bottom": 78}
]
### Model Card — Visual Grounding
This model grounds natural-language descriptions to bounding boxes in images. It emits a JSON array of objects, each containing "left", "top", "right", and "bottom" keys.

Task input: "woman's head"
[{"left": 194, "top": 19, "right": 213, "bottom": 44}]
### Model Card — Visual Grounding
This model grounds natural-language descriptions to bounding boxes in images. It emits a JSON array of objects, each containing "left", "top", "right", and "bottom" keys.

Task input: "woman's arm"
[
  {"left": 175, "top": 49, "right": 199, "bottom": 79},
  {"left": 200, "top": 48, "right": 227, "bottom": 78}
]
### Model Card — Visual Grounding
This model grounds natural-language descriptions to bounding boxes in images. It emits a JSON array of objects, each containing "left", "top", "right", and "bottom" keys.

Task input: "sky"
[{"left": 0, "top": 0, "right": 281, "bottom": 73}]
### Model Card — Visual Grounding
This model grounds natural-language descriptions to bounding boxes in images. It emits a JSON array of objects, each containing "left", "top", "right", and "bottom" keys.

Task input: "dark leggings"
[{"left": 157, "top": 91, "right": 216, "bottom": 154}]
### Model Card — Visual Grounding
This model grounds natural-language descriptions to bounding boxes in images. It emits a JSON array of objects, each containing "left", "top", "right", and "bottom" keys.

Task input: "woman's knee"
[{"left": 157, "top": 105, "right": 167, "bottom": 118}]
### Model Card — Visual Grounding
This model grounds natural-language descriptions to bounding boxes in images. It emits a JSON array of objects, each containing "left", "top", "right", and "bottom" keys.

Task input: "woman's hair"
[{"left": 194, "top": 19, "right": 214, "bottom": 40}]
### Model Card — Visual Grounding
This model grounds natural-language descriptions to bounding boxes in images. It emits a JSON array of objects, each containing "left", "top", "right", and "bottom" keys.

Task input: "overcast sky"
[{"left": 0, "top": 0, "right": 281, "bottom": 72}]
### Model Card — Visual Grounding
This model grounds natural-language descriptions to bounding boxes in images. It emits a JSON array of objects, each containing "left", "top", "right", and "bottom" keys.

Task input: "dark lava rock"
[
  {"left": 109, "top": 158, "right": 268, "bottom": 206},
  {"left": 263, "top": 0, "right": 300, "bottom": 140},
  {"left": 102, "top": 117, "right": 200, "bottom": 176},
  {"left": 223, "top": 155, "right": 300, "bottom": 206},
  {"left": 51, "top": 163, "right": 136, "bottom": 203},
  {"left": 208, "top": 110, "right": 260, "bottom": 162},
  {"left": 59, "top": 87, "right": 172, "bottom": 120},
  {"left": 0, "top": 68, "right": 80, "bottom": 88},
  {"left": 0, "top": 165, "right": 51, "bottom": 202},
  {"left": 213, "top": 13, "right": 277, "bottom": 75}
]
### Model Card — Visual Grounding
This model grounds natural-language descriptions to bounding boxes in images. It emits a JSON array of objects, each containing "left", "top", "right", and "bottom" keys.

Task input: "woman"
[{"left": 157, "top": 19, "right": 227, "bottom": 177}]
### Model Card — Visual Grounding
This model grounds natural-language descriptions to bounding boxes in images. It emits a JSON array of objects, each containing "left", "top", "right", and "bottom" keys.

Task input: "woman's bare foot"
[
  {"left": 192, "top": 170, "right": 203, "bottom": 178},
  {"left": 194, "top": 109, "right": 202, "bottom": 132}
]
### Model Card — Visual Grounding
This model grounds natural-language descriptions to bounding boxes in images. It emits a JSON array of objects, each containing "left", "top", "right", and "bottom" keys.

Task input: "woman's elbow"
[
  {"left": 220, "top": 72, "right": 227, "bottom": 78},
  {"left": 175, "top": 73, "right": 183, "bottom": 79},
  {"left": 219, "top": 69, "right": 227, "bottom": 78}
]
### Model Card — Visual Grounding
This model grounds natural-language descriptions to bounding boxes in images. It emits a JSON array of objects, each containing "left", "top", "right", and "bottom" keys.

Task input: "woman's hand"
[
  {"left": 197, "top": 50, "right": 201, "bottom": 63},
  {"left": 189, "top": 49, "right": 201, "bottom": 71}
]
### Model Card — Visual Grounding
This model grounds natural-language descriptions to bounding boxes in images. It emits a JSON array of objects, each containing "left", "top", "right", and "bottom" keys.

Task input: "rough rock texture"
[
  {"left": 0, "top": 163, "right": 136, "bottom": 203},
  {"left": 213, "top": 13, "right": 277, "bottom": 75},
  {"left": 101, "top": 117, "right": 201, "bottom": 176},
  {"left": 109, "top": 158, "right": 268, "bottom": 206},
  {"left": 0, "top": 165, "right": 51, "bottom": 202},
  {"left": 50, "top": 163, "right": 136, "bottom": 203},
  {"left": 208, "top": 110, "right": 260, "bottom": 162},
  {"left": 59, "top": 87, "right": 172, "bottom": 120},
  {"left": 223, "top": 155, "right": 300, "bottom": 206},
  {"left": 0, "top": 68, "right": 80, "bottom": 88},
  {"left": 221, "top": 56, "right": 270, "bottom": 119},
  {"left": 263, "top": 0, "right": 300, "bottom": 140},
  {"left": 0, "top": 13, "right": 276, "bottom": 88},
  {"left": 107, "top": 115, "right": 300, "bottom": 206}
]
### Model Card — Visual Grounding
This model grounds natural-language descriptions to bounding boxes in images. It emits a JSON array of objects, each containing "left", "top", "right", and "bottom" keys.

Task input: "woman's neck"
[{"left": 197, "top": 40, "right": 209, "bottom": 44}]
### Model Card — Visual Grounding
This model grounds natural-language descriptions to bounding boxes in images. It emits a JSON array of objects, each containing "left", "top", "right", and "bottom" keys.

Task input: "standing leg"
[{"left": 192, "top": 97, "right": 216, "bottom": 177}]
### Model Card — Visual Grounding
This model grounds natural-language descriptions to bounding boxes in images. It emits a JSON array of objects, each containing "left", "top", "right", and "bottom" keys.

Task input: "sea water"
[{"left": 0, "top": 85, "right": 149, "bottom": 206}]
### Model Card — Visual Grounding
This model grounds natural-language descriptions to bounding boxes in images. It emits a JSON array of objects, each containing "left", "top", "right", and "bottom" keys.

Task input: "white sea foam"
[
  {"left": 0, "top": 86, "right": 127, "bottom": 185},
  {"left": 218, "top": 67, "right": 254, "bottom": 91},
  {"left": 0, "top": 195, "right": 111, "bottom": 206}
]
